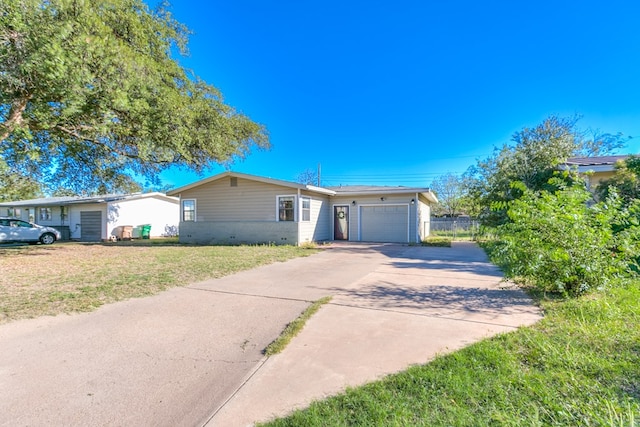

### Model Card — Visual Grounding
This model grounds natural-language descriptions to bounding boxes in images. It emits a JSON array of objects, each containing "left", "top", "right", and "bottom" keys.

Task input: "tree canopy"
[
  {"left": 465, "top": 115, "right": 630, "bottom": 226},
  {"left": 429, "top": 173, "right": 466, "bottom": 217},
  {"left": 0, "top": 159, "right": 41, "bottom": 201},
  {"left": 0, "top": 0, "right": 269, "bottom": 196},
  {"left": 296, "top": 168, "right": 320, "bottom": 186}
]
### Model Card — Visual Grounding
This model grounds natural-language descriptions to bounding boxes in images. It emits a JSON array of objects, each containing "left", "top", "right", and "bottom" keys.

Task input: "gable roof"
[
  {"left": 166, "top": 171, "right": 336, "bottom": 196},
  {"left": 0, "top": 192, "right": 178, "bottom": 207},
  {"left": 167, "top": 171, "right": 438, "bottom": 203}
]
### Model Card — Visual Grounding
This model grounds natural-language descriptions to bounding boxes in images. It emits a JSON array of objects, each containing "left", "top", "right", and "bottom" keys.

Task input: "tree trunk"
[{"left": 0, "top": 96, "right": 30, "bottom": 142}]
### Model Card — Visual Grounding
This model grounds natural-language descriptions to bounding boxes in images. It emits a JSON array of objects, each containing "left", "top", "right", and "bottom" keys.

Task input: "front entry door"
[{"left": 333, "top": 206, "right": 349, "bottom": 240}]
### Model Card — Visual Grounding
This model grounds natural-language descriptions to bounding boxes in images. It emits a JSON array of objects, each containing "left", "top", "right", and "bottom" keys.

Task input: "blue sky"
[{"left": 157, "top": 1, "right": 640, "bottom": 189}]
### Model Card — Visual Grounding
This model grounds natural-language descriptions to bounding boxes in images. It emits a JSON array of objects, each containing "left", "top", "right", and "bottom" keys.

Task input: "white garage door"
[{"left": 360, "top": 205, "right": 409, "bottom": 243}]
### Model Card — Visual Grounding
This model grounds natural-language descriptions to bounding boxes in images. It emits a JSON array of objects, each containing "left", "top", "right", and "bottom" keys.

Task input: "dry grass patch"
[{"left": 0, "top": 242, "right": 316, "bottom": 323}]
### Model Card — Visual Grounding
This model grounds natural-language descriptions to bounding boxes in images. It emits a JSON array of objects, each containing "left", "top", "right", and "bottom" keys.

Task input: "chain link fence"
[{"left": 429, "top": 217, "right": 480, "bottom": 240}]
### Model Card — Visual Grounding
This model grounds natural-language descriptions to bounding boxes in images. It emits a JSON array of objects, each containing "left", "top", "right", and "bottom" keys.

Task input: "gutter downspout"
[
  {"left": 415, "top": 192, "right": 420, "bottom": 243},
  {"left": 297, "top": 188, "right": 301, "bottom": 245}
]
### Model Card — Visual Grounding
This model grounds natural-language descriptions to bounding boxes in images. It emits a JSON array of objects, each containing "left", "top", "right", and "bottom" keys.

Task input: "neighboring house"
[
  {"left": 563, "top": 155, "right": 629, "bottom": 191},
  {"left": 166, "top": 172, "right": 438, "bottom": 245},
  {"left": 0, "top": 193, "right": 179, "bottom": 241}
]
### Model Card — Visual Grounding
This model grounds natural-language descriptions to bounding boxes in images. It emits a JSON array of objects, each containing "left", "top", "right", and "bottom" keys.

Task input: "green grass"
[
  {"left": 261, "top": 283, "right": 640, "bottom": 426},
  {"left": 421, "top": 236, "right": 452, "bottom": 247},
  {"left": 431, "top": 229, "right": 477, "bottom": 241},
  {"left": 0, "top": 242, "right": 317, "bottom": 323},
  {"left": 265, "top": 296, "right": 332, "bottom": 356}
]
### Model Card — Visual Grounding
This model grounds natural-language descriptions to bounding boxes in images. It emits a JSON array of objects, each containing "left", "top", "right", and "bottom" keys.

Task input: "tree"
[
  {"left": 580, "top": 129, "right": 631, "bottom": 157},
  {"left": 465, "top": 115, "right": 628, "bottom": 226},
  {"left": 0, "top": 0, "right": 269, "bottom": 195},
  {"left": 429, "top": 173, "right": 466, "bottom": 217},
  {"left": 296, "top": 168, "right": 319, "bottom": 186},
  {"left": 0, "top": 160, "right": 42, "bottom": 201}
]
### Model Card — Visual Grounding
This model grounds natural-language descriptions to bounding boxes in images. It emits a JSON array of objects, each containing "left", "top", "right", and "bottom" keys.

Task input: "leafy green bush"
[{"left": 490, "top": 181, "right": 639, "bottom": 296}]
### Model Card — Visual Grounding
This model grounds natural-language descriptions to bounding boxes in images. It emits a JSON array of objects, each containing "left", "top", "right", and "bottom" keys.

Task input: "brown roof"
[{"left": 565, "top": 155, "right": 629, "bottom": 166}]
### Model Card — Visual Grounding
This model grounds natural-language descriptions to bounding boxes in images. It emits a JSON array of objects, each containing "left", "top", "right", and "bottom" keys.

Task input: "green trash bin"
[{"left": 141, "top": 224, "right": 151, "bottom": 239}]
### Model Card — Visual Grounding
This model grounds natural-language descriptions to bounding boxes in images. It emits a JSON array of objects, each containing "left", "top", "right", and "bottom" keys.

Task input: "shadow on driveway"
[{"left": 329, "top": 282, "right": 535, "bottom": 314}]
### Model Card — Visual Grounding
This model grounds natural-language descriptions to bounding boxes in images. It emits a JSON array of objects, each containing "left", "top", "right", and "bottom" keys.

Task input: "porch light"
[
  {"left": 411, "top": 198, "right": 415, "bottom": 205},
  {"left": 352, "top": 201, "right": 356, "bottom": 206}
]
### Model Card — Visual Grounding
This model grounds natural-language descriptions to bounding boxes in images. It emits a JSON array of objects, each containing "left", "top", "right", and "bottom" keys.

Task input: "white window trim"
[
  {"left": 39, "top": 207, "right": 52, "bottom": 221},
  {"left": 276, "top": 195, "right": 297, "bottom": 222},
  {"left": 182, "top": 199, "right": 197, "bottom": 222},
  {"left": 300, "top": 196, "right": 311, "bottom": 222}
]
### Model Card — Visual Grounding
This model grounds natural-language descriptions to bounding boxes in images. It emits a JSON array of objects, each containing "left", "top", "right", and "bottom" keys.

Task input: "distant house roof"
[
  {"left": 0, "top": 192, "right": 177, "bottom": 207},
  {"left": 560, "top": 155, "right": 634, "bottom": 174},
  {"left": 565, "top": 155, "right": 629, "bottom": 167}
]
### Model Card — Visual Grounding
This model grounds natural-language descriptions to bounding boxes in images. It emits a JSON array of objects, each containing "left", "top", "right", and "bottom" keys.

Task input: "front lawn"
[
  {"left": 0, "top": 241, "right": 316, "bottom": 323},
  {"left": 262, "top": 283, "right": 640, "bottom": 426}
]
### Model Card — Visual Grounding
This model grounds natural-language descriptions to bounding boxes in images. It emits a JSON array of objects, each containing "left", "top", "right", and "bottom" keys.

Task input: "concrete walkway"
[{"left": 0, "top": 242, "right": 542, "bottom": 427}]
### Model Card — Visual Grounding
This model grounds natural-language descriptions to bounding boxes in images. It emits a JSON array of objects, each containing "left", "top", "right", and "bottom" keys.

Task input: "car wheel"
[{"left": 40, "top": 233, "right": 56, "bottom": 245}]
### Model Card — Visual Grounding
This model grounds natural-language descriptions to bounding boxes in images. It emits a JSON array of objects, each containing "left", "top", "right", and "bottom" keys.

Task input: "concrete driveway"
[{"left": 0, "top": 242, "right": 542, "bottom": 426}]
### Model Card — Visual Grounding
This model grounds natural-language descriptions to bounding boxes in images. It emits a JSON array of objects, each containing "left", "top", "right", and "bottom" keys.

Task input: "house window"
[
  {"left": 39, "top": 207, "right": 52, "bottom": 221},
  {"left": 182, "top": 199, "right": 196, "bottom": 221},
  {"left": 7, "top": 208, "right": 20, "bottom": 217},
  {"left": 278, "top": 196, "right": 295, "bottom": 221},
  {"left": 301, "top": 197, "right": 311, "bottom": 221}
]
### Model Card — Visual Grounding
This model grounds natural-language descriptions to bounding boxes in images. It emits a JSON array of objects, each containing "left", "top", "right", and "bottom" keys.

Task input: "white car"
[{"left": 0, "top": 217, "right": 62, "bottom": 245}]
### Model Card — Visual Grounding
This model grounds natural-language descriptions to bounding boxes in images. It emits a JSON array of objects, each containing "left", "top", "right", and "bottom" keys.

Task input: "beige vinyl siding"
[
  {"left": 586, "top": 171, "right": 616, "bottom": 191},
  {"left": 298, "top": 192, "right": 330, "bottom": 243},
  {"left": 178, "top": 177, "right": 289, "bottom": 222},
  {"left": 417, "top": 194, "right": 431, "bottom": 240}
]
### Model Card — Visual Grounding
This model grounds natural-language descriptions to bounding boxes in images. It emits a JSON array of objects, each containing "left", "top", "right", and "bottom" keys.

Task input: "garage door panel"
[
  {"left": 80, "top": 211, "right": 102, "bottom": 241},
  {"left": 360, "top": 205, "right": 408, "bottom": 243}
]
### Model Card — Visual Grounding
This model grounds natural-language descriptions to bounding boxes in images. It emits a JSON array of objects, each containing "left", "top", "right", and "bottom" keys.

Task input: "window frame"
[
  {"left": 300, "top": 197, "right": 311, "bottom": 222},
  {"left": 277, "top": 195, "right": 297, "bottom": 222},
  {"left": 39, "top": 207, "right": 52, "bottom": 221},
  {"left": 182, "top": 199, "right": 196, "bottom": 222}
]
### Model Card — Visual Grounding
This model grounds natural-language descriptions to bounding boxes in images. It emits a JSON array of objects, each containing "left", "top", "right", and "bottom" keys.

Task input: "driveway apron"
[{"left": 0, "top": 242, "right": 542, "bottom": 426}]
